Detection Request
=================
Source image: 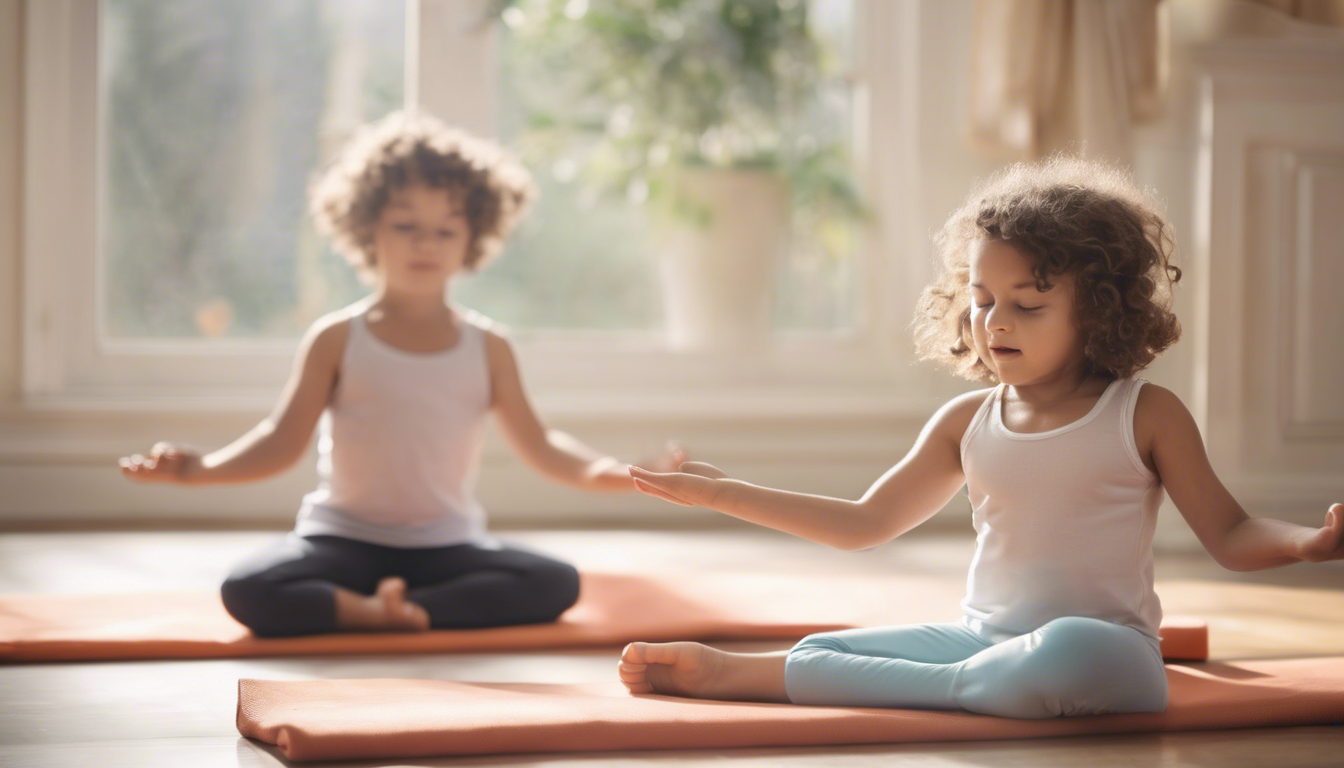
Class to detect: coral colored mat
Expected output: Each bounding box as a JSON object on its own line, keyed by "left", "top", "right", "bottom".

{"left": 0, "top": 572, "right": 848, "bottom": 663}
{"left": 0, "top": 571, "right": 1207, "bottom": 662}
{"left": 237, "top": 656, "right": 1344, "bottom": 762}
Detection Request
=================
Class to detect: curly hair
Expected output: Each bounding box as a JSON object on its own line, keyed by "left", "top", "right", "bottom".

{"left": 913, "top": 156, "right": 1181, "bottom": 383}
{"left": 310, "top": 110, "right": 535, "bottom": 278}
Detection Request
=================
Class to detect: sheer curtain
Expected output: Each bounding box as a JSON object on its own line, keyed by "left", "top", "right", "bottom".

{"left": 967, "top": 0, "right": 1344, "bottom": 164}
{"left": 965, "top": 0, "right": 1165, "bottom": 164}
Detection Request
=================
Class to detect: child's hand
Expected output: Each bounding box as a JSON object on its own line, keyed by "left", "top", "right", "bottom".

{"left": 119, "top": 442, "right": 202, "bottom": 484}
{"left": 1299, "top": 503, "right": 1344, "bottom": 562}
{"left": 629, "top": 461, "right": 729, "bottom": 508}
{"left": 634, "top": 441, "right": 689, "bottom": 474}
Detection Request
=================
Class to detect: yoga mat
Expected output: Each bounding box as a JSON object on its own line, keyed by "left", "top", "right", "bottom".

{"left": 237, "top": 656, "right": 1344, "bottom": 762}
{"left": 0, "top": 573, "right": 848, "bottom": 663}
{"left": 0, "top": 572, "right": 1208, "bottom": 663}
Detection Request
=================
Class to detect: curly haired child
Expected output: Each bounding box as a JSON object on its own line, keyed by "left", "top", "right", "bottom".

{"left": 618, "top": 157, "right": 1343, "bottom": 718}
{"left": 121, "top": 111, "right": 685, "bottom": 636}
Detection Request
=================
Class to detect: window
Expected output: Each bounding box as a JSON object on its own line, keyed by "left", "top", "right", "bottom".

{"left": 465, "top": 0, "right": 860, "bottom": 332}
{"left": 101, "top": 0, "right": 403, "bottom": 340}
{"left": 24, "top": 0, "right": 923, "bottom": 407}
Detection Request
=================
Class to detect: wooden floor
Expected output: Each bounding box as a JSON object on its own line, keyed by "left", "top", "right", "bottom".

{"left": 1, "top": 527, "right": 1341, "bottom": 767}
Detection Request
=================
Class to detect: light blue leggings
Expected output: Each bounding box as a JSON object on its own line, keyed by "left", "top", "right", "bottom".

{"left": 784, "top": 616, "right": 1168, "bottom": 719}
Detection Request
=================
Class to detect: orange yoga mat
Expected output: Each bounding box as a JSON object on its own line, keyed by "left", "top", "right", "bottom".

{"left": 0, "top": 572, "right": 1208, "bottom": 663}
{"left": 237, "top": 656, "right": 1344, "bottom": 762}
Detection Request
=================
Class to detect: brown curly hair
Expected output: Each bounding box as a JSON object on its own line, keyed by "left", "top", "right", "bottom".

{"left": 310, "top": 110, "right": 535, "bottom": 279}
{"left": 913, "top": 156, "right": 1181, "bottom": 382}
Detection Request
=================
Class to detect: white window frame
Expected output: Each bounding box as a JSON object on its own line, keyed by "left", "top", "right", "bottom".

{"left": 22, "top": 0, "right": 938, "bottom": 419}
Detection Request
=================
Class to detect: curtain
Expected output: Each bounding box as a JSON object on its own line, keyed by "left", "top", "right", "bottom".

{"left": 1249, "top": 0, "right": 1344, "bottom": 26}
{"left": 966, "top": 0, "right": 1164, "bottom": 164}
{"left": 967, "top": 0, "right": 1344, "bottom": 163}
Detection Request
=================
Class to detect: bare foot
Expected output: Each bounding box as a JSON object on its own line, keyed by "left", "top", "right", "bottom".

{"left": 376, "top": 577, "right": 431, "bottom": 631}
{"left": 618, "top": 642, "right": 791, "bottom": 703}
{"left": 619, "top": 641, "right": 725, "bottom": 697}
{"left": 334, "top": 577, "right": 431, "bottom": 632}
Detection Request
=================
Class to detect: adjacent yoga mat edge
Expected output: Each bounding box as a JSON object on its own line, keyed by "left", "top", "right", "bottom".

{"left": 237, "top": 656, "right": 1344, "bottom": 762}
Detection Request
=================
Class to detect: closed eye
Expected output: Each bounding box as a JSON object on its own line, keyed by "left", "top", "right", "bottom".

{"left": 973, "top": 302, "right": 1042, "bottom": 312}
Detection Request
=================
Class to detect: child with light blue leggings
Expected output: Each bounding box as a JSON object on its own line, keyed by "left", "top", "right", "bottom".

{"left": 618, "top": 158, "right": 1344, "bottom": 719}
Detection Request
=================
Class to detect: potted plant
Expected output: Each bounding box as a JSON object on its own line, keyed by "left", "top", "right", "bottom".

{"left": 490, "top": 0, "right": 864, "bottom": 350}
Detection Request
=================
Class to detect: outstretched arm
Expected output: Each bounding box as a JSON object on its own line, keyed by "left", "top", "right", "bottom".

{"left": 1141, "top": 384, "right": 1344, "bottom": 570}
{"left": 119, "top": 316, "right": 346, "bottom": 485}
{"left": 629, "top": 390, "right": 987, "bottom": 550}
{"left": 485, "top": 330, "right": 684, "bottom": 492}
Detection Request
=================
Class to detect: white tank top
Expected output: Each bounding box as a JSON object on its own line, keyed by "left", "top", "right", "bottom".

{"left": 294, "top": 305, "right": 492, "bottom": 547}
{"left": 959, "top": 377, "right": 1164, "bottom": 641}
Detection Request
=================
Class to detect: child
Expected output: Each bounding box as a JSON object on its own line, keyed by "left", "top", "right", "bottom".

{"left": 120, "top": 111, "right": 685, "bottom": 637}
{"left": 619, "top": 157, "right": 1343, "bottom": 719}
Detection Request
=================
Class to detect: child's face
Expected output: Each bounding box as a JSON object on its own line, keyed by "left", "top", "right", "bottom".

{"left": 968, "top": 239, "right": 1085, "bottom": 386}
{"left": 371, "top": 183, "right": 472, "bottom": 292}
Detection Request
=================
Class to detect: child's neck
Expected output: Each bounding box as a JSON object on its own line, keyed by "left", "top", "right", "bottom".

{"left": 372, "top": 285, "right": 452, "bottom": 320}
{"left": 1006, "top": 369, "right": 1110, "bottom": 409}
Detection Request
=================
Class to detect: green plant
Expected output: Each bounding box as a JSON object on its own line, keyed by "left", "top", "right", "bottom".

{"left": 489, "top": 0, "right": 864, "bottom": 225}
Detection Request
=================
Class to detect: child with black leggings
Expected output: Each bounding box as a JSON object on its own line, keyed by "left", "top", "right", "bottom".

{"left": 121, "top": 111, "right": 684, "bottom": 636}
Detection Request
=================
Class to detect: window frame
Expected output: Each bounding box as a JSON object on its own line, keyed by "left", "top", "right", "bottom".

{"left": 22, "top": 0, "right": 935, "bottom": 417}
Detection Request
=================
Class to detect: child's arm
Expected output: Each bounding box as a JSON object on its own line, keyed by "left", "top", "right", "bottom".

{"left": 628, "top": 390, "right": 988, "bottom": 550}
{"left": 1141, "top": 384, "right": 1344, "bottom": 570}
{"left": 119, "top": 316, "right": 346, "bottom": 484}
{"left": 484, "top": 330, "right": 682, "bottom": 492}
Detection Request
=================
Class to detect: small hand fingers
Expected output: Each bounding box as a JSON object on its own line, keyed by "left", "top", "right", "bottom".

{"left": 633, "top": 477, "right": 695, "bottom": 506}
{"left": 628, "top": 466, "right": 680, "bottom": 489}
{"left": 631, "top": 465, "right": 712, "bottom": 495}
{"left": 121, "top": 453, "right": 182, "bottom": 480}
{"left": 678, "top": 461, "right": 728, "bottom": 480}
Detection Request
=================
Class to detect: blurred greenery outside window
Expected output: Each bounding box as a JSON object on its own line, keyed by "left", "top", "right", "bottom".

{"left": 101, "top": 0, "right": 859, "bottom": 339}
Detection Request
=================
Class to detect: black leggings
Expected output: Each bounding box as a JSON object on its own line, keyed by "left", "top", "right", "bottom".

{"left": 220, "top": 534, "right": 580, "bottom": 637}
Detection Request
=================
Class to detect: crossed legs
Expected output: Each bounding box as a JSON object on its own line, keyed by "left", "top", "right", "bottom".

{"left": 220, "top": 534, "right": 580, "bottom": 637}
{"left": 621, "top": 617, "right": 1168, "bottom": 719}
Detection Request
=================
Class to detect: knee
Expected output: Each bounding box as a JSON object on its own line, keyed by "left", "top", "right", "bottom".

{"left": 219, "top": 574, "right": 279, "bottom": 631}
{"left": 790, "top": 632, "right": 852, "bottom": 658}
{"left": 782, "top": 633, "right": 856, "bottom": 705}
{"left": 1021, "top": 618, "right": 1166, "bottom": 715}
{"left": 525, "top": 560, "right": 580, "bottom": 619}
{"left": 784, "top": 632, "right": 857, "bottom": 691}
{"left": 1026, "top": 617, "right": 1136, "bottom": 675}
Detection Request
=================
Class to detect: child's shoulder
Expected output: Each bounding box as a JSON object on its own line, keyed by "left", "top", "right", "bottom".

{"left": 453, "top": 305, "right": 501, "bottom": 335}
{"left": 299, "top": 303, "right": 362, "bottom": 353}
{"left": 1133, "top": 381, "right": 1195, "bottom": 448}
{"left": 941, "top": 387, "right": 997, "bottom": 419}
{"left": 1134, "top": 381, "right": 1187, "bottom": 420}
{"left": 452, "top": 307, "right": 515, "bottom": 366}
{"left": 930, "top": 386, "right": 998, "bottom": 442}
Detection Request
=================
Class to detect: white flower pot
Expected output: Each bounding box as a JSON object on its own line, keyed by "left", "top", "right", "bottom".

{"left": 657, "top": 168, "right": 790, "bottom": 352}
